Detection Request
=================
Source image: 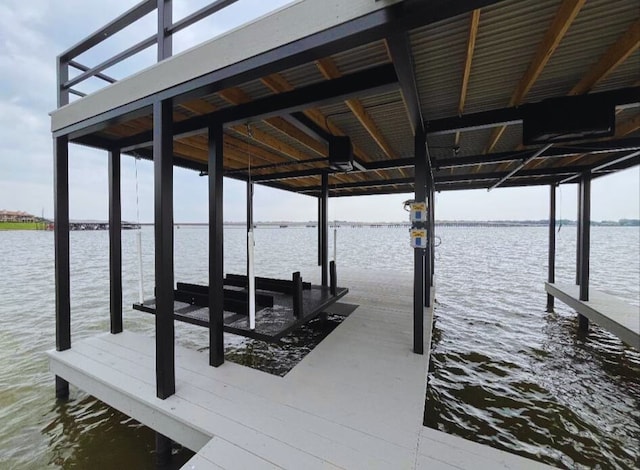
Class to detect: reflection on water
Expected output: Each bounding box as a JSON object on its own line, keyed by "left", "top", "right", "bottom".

{"left": 424, "top": 227, "right": 640, "bottom": 469}
{"left": 0, "top": 226, "right": 638, "bottom": 468}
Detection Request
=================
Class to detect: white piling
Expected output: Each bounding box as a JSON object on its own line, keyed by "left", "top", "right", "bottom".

{"left": 136, "top": 230, "right": 144, "bottom": 304}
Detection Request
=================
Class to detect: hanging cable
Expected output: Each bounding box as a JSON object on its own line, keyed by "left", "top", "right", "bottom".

{"left": 557, "top": 184, "right": 563, "bottom": 233}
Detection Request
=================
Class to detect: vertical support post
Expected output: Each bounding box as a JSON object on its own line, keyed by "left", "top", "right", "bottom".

{"left": 430, "top": 185, "right": 435, "bottom": 287}
{"left": 317, "top": 196, "right": 322, "bottom": 266}
{"left": 209, "top": 123, "right": 225, "bottom": 367}
{"left": 576, "top": 179, "right": 583, "bottom": 285}
{"left": 54, "top": 135, "right": 70, "bottom": 399}
{"left": 57, "top": 57, "right": 69, "bottom": 107}
{"left": 109, "top": 148, "right": 123, "bottom": 334}
{"left": 157, "top": 0, "right": 172, "bottom": 61}
{"left": 329, "top": 260, "right": 337, "bottom": 296}
{"left": 154, "top": 99, "right": 175, "bottom": 399}
{"left": 546, "top": 184, "right": 556, "bottom": 313}
{"left": 292, "top": 272, "right": 303, "bottom": 318}
{"left": 579, "top": 172, "right": 591, "bottom": 303}
{"left": 413, "top": 129, "right": 426, "bottom": 354}
{"left": 155, "top": 432, "right": 172, "bottom": 467}
{"left": 320, "top": 172, "right": 329, "bottom": 287}
{"left": 424, "top": 181, "right": 432, "bottom": 307}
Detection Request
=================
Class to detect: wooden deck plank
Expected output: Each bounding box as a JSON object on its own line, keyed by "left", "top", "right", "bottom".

{"left": 48, "top": 269, "right": 552, "bottom": 469}
{"left": 418, "top": 428, "right": 556, "bottom": 470}
{"left": 76, "top": 336, "right": 407, "bottom": 469}
{"left": 184, "top": 437, "right": 279, "bottom": 470}
{"left": 546, "top": 282, "right": 640, "bottom": 349}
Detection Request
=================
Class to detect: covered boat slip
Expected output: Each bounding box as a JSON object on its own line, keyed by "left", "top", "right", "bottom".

{"left": 49, "top": 269, "right": 552, "bottom": 469}
{"left": 49, "top": 0, "right": 639, "bottom": 467}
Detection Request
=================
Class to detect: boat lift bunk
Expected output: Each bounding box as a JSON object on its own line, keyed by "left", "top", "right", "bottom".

{"left": 133, "top": 261, "right": 348, "bottom": 342}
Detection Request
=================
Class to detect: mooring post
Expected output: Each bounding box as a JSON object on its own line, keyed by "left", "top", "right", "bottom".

{"left": 209, "top": 123, "right": 225, "bottom": 367}
{"left": 154, "top": 99, "right": 175, "bottom": 398}
{"left": 155, "top": 432, "right": 172, "bottom": 468}
{"left": 546, "top": 184, "right": 556, "bottom": 313}
{"left": 413, "top": 129, "right": 427, "bottom": 354}
{"left": 109, "top": 148, "right": 123, "bottom": 334}
{"left": 54, "top": 135, "right": 70, "bottom": 399}
{"left": 578, "top": 172, "right": 591, "bottom": 331}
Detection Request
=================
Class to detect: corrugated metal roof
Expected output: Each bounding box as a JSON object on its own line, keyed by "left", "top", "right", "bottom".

{"left": 330, "top": 40, "right": 390, "bottom": 75}
{"left": 410, "top": 13, "right": 469, "bottom": 120}
{"left": 528, "top": 0, "right": 640, "bottom": 101}
{"left": 463, "top": 0, "right": 561, "bottom": 114}
{"left": 88, "top": 0, "right": 639, "bottom": 196}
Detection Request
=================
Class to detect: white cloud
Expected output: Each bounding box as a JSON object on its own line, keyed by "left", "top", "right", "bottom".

{"left": 0, "top": 0, "right": 637, "bottom": 223}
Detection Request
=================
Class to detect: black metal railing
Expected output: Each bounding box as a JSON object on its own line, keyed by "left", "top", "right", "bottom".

{"left": 57, "top": 0, "right": 241, "bottom": 107}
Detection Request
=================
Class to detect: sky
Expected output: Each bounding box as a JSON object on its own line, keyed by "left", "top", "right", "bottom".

{"left": 0, "top": 0, "right": 638, "bottom": 223}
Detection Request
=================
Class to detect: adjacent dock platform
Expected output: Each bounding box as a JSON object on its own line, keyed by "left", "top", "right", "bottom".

{"left": 546, "top": 282, "right": 640, "bottom": 350}
{"left": 50, "top": 270, "right": 552, "bottom": 469}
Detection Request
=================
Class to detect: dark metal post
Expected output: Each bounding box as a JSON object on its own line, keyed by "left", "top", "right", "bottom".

{"left": 579, "top": 173, "right": 591, "bottom": 302}
{"left": 576, "top": 179, "right": 583, "bottom": 285}
{"left": 57, "top": 57, "right": 69, "bottom": 107}
{"left": 155, "top": 432, "right": 172, "bottom": 467}
{"left": 154, "top": 99, "right": 175, "bottom": 399}
{"left": 330, "top": 260, "right": 337, "bottom": 296}
{"left": 546, "top": 184, "right": 556, "bottom": 313}
{"left": 209, "top": 123, "right": 225, "bottom": 367}
{"left": 292, "top": 272, "right": 303, "bottom": 318}
{"left": 413, "top": 129, "right": 427, "bottom": 354}
{"left": 109, "top": 148, "right": 123, "bottom": 334}
{"left": 424, "top": 186, "right": 431, "bottom": 308}
{"left": 157, "top": 0, "right": 172, "bottom": 61}
{"left": 317, "top": 197, "right": 322, "bottom": 266}
{"left": 320, "top": 172, "right": 329, "bottom": 287}
{"left": 54, "top": 135, "right": 70, "bottom": 399}
{"left": 430, "top": 185, "right": 435, "bottom": 287}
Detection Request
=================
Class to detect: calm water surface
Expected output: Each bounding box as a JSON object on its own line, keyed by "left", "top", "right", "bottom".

{"left": 0, "top": 226, "right": 638, "bottom": 469}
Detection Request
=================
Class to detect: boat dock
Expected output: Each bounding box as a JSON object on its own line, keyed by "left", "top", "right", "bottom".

{"left": 46, "top": 0, "right": 638, "bottom": 467}
{"left": 50, "top": 269, "right": 551, "bottom": 469}
{"left": 546, "top": 282, "right": 640, "bottom": 350}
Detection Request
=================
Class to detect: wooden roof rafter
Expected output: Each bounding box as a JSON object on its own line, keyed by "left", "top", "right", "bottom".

{"left": 259, "top": 71, "right": 386, "bottom": 181}
{"left": 569, "top": 18, "right": 640, "bottom": 96}
{"left": 483, "top": 0, "right": 586, "bottom": 159}
{"left": 527, "top": 18, "right": 640, "bottom": 170}
{"left": 456, "top": 9, "right": 481, "bottom": 150}
{"left": 315, "top": 57, "right": 407, "bottom": 178}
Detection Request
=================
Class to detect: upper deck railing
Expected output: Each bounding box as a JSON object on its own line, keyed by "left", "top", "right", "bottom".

{"left": 57, "top": 0, "right": 241, "bottom": 107}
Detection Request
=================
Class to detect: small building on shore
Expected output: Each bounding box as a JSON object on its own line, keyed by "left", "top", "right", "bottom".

{"left": 0, "top": 210, "right": 37, "bottom": 223}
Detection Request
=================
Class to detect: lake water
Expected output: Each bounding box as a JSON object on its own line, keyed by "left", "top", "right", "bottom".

{"left": 0, "top": 226, "right": 638, "bottom": 469}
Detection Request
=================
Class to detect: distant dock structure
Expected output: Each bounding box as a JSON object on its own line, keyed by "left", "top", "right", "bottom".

{"left": 47, "top": 0, "right": 638, "bottom": 468}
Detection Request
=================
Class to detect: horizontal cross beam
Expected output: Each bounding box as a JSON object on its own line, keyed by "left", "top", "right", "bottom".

{"left": 117, "top": 64, "right": 398, "bottom": 151}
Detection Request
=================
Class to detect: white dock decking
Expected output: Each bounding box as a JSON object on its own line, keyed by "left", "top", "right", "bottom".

{"left": 49, "top": 270, "right": 552, "bottom": 469}
{"left": 546, "top": 282, "right": 640, "bottom": 350}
